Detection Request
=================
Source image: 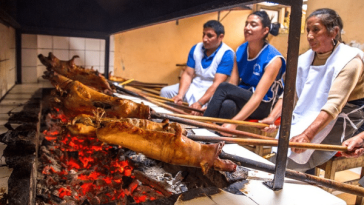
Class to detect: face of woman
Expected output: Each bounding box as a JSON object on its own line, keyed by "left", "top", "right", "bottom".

{"left": 306, "top": 16, "right": 336, "bottom": 53}
{"left": 244, "top": 15, "right": 268, "bottom": 42}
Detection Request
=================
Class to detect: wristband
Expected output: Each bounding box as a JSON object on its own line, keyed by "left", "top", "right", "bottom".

{"left": 197, "top": 101, "right": 204, "bottom": 106}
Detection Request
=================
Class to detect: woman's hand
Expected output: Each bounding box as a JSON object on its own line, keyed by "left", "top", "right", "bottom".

{"left": 220, "top": 123, "right": 238, "bottom": 136}
{"left": 172, "top": 95, "right": 184, "bottom": 105}
{"left": 259, "top": 117, "right": 278, "bottom": 133}
{"left": 190, "top": 104, "right": 205, "bottom": 116}
{"left": 341, "top": 136, "right": 364, "bottom": 158}
{"left": 290, "top": 133, "right": 311, "bottom": 153}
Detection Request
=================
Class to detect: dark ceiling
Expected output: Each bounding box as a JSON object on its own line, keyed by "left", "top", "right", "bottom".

{"left": 0, "top": 0, "right": 296, "bottom": 39}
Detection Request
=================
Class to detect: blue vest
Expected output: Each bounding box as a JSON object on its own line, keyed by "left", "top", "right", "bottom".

{"left": 236, "top": 42, "right": 286, "bottom": 102}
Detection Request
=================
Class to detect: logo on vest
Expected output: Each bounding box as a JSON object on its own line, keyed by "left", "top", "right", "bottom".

{"left": 253, "top": 64, "right": 261, "bottom": 76}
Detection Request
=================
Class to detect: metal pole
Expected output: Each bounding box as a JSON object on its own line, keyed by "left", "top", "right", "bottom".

{"left": 104, "top": 36, "right": 110, "bottom": 79}
{"left": 16, "top": 30, "right": 22, "bottom": 84}
{"left": 220, "top": 152, "right": 364, "bottom": 197}
{"left": 264, "top": 0, "right": 302, "bottom": 190}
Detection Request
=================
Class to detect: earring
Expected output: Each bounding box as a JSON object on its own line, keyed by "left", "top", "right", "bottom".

{"left": 332, "top": 39, "right": 336, "bottom": 46}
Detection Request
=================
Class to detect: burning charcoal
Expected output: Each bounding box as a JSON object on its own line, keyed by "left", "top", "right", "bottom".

{"left": 80, "top": 199, "right": 91, "bottom": 205}
{"left": 50, "top": 194, "right": 65, "bottom": 204}
{"left": 121, "top": 176, "right": 133, "bottom": 189}
{"left": 45, "top": 176, "right": 58, "bottom": 186}
{"left": 91, "top": 196, "right": 101, "bottom": 204}
{"left": 219, "top": 166, "right": 249, "bottom": 183}
{"left": 40, "top": 146, "right": 51, "bottom": 155}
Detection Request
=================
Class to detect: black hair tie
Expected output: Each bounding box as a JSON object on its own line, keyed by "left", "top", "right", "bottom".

{"left": 270, "top": 23, "right": 280, "bottom": 36}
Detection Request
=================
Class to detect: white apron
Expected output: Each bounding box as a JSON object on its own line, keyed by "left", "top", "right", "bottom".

{"left": 185, "top": 42, "right": 233, "bottom": 106}
{"left": 272, "top": 43, "right": 364, "bottom": 164}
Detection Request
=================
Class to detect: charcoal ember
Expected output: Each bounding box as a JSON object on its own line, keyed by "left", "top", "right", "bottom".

{"left": 0, "top": 123, "right": 37, "bottom": 149}
{"left": 42, "top": 165, "right": 61, "bottom": 175}
{"left": 8, "top": 167, "right": 32, "bottom": 205}
{"left": 220, "top": 165, "right": 249, "bottom": 183}
{"left": 41, "top": 152, "right": 59, "bottom": 166}
{"left": 90, "top": 196, "right": 101, "bottom": 204}
{"left": 223, "top": 180, "right": 249, "bottom": 195}
{"left": 3, "top": 145, "right": 35, "bottom": 168}
{"left": 8, "top": 110, "right": 40, "bottom": 124}
{"left": 126, "top": 152, "right": 156, "bottom": 167}
{"left": 80, "top": 199, "right": 91, "bottom": 205}
{"left": 45, "top": 176, "right": 58, "bottom": 186}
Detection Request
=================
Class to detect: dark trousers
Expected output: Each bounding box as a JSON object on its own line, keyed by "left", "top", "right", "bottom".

{"left": 204, "top": 82, "right": 272, "bottom": 119}
{"left": 349, "top": 98, "right": 364, "bottom": 135}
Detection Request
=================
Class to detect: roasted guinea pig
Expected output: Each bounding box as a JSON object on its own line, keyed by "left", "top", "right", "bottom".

{"left": 38, "top": 52, "right": 112, "bottom": 93}
{"left": 67, "top": 114, "right": 183, "bottom": 136}
{"left": 48, "top": 74, "right": 150, "bottom": 119}
{"left": 96, "top": 120, "right": 237, "bottom": 174}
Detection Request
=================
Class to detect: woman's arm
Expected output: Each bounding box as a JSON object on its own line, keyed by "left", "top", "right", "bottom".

{"left": 228, "top": 61, "right": 239, "bottom": 86}
{"left": 290, "top": 110, "right": 334, "bottom": 153}
{"left": 221, "top": 57, "right": 283, "bottom": 133}
{"left": 232, "top": 57, "right": 282, "bottom": 121}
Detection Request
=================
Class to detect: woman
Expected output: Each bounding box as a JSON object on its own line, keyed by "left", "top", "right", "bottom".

{"left": 269, "top": 8, "right": 364, "bottom": 172}
{"left": 203, "top": 11, "right": 286, "bottom": 133}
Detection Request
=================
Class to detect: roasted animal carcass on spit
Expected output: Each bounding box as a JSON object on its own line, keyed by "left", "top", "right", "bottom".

{"left": 47, "top": 73, "right": 150, "bottom": 119}
{"left": 38, "top": 52, "right": 112, "bottom": 94}
{"left": 67, "top": 113, "right": 183, "bottom": 137}
{"left": 96, "top": 120, "right": 237, "bottom": 174}
{"left": 66, "top": 114, "right": 236, "bottom": 174}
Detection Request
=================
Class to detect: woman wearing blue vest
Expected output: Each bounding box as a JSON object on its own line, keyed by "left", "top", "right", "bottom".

{"left": 204, "top": 10, "right": 286, "bottom": 134}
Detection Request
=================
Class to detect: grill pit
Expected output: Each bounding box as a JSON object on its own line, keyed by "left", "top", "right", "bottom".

{"left": 0, "top": 88, "right": 249, "bottom": 205}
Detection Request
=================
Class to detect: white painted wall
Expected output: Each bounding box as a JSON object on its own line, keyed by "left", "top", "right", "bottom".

{"left": 21, "top": 34, "right": 115, "bottom": 83}
{"left": 0, "top": 23, "right": 16, "bottom": 98}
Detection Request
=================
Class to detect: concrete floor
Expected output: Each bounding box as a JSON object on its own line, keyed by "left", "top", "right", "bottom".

{"left": 0, "top": 80, "right": 361, "bottom": 204}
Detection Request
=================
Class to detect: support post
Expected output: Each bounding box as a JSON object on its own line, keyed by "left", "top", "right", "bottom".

{"left": 104, "top": 36, "right": 110, "bottom": 79}
{"left": 264, "top": 0, "right": 302, "bottom": 190}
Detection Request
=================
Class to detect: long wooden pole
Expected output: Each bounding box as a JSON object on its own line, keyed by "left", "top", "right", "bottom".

{"left": 144, "top": 96, "right": 190, "bottom": 115}
{"left": 188, "top": 135, "right": 348, "bottom": 152}
{"left": 152, "top": 112, "right": 273, "bottom": 140}
{"left": 126, "top": 86, "right": 190, "bottom": 106}
{"left": 168, "top": 113, "right": 268, "bottom": 128}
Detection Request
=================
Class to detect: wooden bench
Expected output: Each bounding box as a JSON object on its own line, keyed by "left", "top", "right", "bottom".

{"left": 315, "top": 155, "right": 364, "bottom": 205}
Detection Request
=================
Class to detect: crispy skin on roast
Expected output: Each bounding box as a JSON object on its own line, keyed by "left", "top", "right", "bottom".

{"left": 67, "top": 114, "right": 181, "bottom": 136}
{"left": 96, "top": 121, "right": 237, "bottom": 174}
{"left": 38, "top": 52, "right": 112, "bottom": 93}
{"left": 48, "top": 74, "right": 150, "bottom": 119}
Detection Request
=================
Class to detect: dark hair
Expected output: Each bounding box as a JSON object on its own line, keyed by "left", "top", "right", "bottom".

{"left": 307, "top": 8, "right": 343, "bottom": 42}
{"left": 203, "top": 20, "right": 225, "bottom": 36}
{"left": 249, "top": 10, "right": 280, "bottom": 39}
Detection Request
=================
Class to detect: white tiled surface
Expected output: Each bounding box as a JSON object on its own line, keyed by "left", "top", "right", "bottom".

{"left": 21, "top": 34, "right": 37, "bottom": 48}
{"left": 53, "top": 36, "right": 69, "bottom": 49}
{"left": 21, "top": 66, "right": 38, "bottom": 83}
{"left": 52, "top": 49, "right": 70, "bottom": 61}
{"left": 86, "top": 38, "right": 100, "bottom": 50}
{"left": 21, "top": 48, "right": 38, "bottom": 66}
{"left": 37, "top": 35, "right": 52, "bottom": 49}
{"left": 21, "top": 34, "right": 115, "bottom": 82}
{"left": 69, "top": 50, "right": 85, "bottom": 66}
{"left": 69, "top": 37, "right": 86, "bottom": 50}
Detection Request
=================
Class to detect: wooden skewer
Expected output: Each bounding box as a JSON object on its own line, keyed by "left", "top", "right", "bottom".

{"left": 127, "top": 86, "right": 190, "bottom": 106}
{"left": 168, "top": 113, "right": 268, "bottom": 128}
{"left": 188, "top": 135, "right": 348, "bottom": 152}
{"left": 120, "top": 78, "right": 135, "bottom": 86}
{"left": 142, "top": 95, "right": 190, "bottom": 115}
{"left": 152, "top": 112, "right": 273, "bottom": 140}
